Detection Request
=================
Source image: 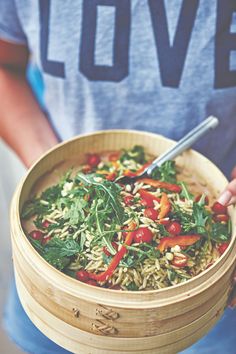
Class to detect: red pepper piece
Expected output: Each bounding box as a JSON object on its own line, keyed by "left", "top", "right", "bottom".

{"left": 144, "top": 208, "right": 158, "bottom": 220}
{"left": 138, "top": 178, "right": 182, "bottom": 193}
{"left": 158, "top": 192, "right": 171, "bottom": 219}
{"left": 88, "top": 222, "right": 136, "bottom": 282}
{"left": 139, "top": 189, "right": 160, "bottom": 208}
{"left": 157, "top": 235, "right": 201, "bottom": 252}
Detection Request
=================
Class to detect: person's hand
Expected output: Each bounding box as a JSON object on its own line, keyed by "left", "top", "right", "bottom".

{"left": 218, "top": 166, "right": 236, "bottom": 206}
{"left": 217, "top": 166, "right": 236, "bottom": 309}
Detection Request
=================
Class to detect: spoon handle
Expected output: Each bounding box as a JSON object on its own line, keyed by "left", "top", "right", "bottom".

{"left": 146, "top": 116, "right": 219, "bottom": 176}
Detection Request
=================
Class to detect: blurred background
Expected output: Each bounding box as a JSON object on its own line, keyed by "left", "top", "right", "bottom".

{"left": 0, "top": 64, "right": 43, "bottom": 353}
{"left": 0, "top": 139, "right": 25, "bottom": 353}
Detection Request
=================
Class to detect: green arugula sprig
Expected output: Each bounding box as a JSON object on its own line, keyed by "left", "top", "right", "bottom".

{"left": 31, "top": 237, "right": 81, "bottom": 270}
{"left": 120, "top": 145, "right": 146, "bottom": 165}
{"left": 151, "top": 160, "right": 177, "bottom": 183}
{"left": 76, "top": 173, "right": 124, "bottom": 225}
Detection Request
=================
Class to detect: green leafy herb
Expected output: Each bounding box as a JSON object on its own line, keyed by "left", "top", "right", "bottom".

{"left": 211, "top": 222, "right": 231, "bottom": 242}
{"left": 21, "top": 199, "right": 51, "bottom": 219}
{"left": 40, "top": 185, "right": 62, "bottom": 203}
{"left": 120, "top": 145, "right": 146, "bottom": 164}
{"left": 31, "top": 237, "right": 81, "bottom": 270}
{"left": 76, "top": 173, "right": 124, "bottom": 225}
{"left": 179, "top": 182, "right": 194, "bottom": 201}
{"left": 151, "top": 160, "right": 177, "bottom": 183}
{"left": 171, "top": 202, "right": 210, "bottom": 235}
{"left": 126, "top": 282, "right": 139, "bottom": 291}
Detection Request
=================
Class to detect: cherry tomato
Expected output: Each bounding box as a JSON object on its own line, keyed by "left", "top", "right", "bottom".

{"left": 211, "top": 202, "right": 227, "bottom": 215}
{"left": 195, "top": 194, "right": 209, "bottom": 205}
{"left": 213, "top": 214, "right": 229, "bottom": 222}
{"left": 217, "top": 242, "right": 229, "bottom": 255}
{"left": 87, "top": 153, "right": 101, "bottom": 167}
{"left": 166, "top": 221, "right": 182, "bottom": 235}
{"left": 144, "top": 208, "right": 158, "bottom": 220}
{"left": 133, "top": 227, "right": 153, "bottom": 243}
{"left": 109, "top": 151, "right": 120, "bottom": 161}
{"left": 171, "top": 254, "right": 188, "bottom": 267}
{"left": 76, "top": 270, "right": 90, "bottom": 282}
{"left": 42, "top": 220, "right": 51, "bottom": 228}
{"left": 103, "top": 242, "right": 119, "bottom": 256}
{"left": 41, "top": 235, "right": 52, "bottom": 245}
{"left": 29, "top": 230, "right": 44, "bottom": 240}
{"left": 124, "top": 195, "right": 134, "bottom": 206}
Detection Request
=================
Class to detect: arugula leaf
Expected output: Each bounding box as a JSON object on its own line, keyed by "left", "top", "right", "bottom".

{"left": 192, "top": 203, "right": 211, "bottom": 235}
{"left": 171, "top": 202, "right": 210, "bottom": 235}
{"left": 120, "top": 145, "right": 146, "bottom": 164}
{"left": 21, "top": 199, "right": 50, "bottom": 219}
{"left": 44, "top": 237, "right": 81, "bottom": 258}
{"left": 151, "top": 160, "right": 177, "bottom": 183}
{"left": 76, "top": 173, "right": 124, "bottom": 225}
{"left": 41, "top": 185, "right": 62, "bottom": 203}
{"left": 30, "top": 237, "right": 81, "bottom": 270}
{"left": 179, "top": 182, "right": 194, "bottom": 201}
{"left": 64, "top": 198, "right": 87, "bottom": 225}
{"left": 211, "top": 223, "right": 231, "bottom": 242}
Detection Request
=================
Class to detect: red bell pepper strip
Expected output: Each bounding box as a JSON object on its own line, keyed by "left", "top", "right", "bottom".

{"left": 158, "top": 192, "right": 171, "bottom": 219}
{"left": 139, "top": 189, "right": 160, "bottom": 207}
{"left": 138, "top": 178, "right": 182, "bottom": 193}
{"left": 88, "top": 222, "right": 136, "bottom": 282}
{"left": 157, "top": 235, "right": 201, "bottom": 252}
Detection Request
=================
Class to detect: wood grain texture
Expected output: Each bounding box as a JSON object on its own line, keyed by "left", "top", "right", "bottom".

{"left": 10, "top": 131, "right": 236, "bottom": 354}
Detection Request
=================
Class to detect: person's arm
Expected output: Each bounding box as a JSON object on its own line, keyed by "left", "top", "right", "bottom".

{"left": 0, "top": 39, "right": 58, "bottom": 168}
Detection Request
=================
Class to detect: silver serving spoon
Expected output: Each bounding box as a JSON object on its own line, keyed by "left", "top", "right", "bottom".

{"left": 118, "top": 116, "right": 219, "bottom": 184}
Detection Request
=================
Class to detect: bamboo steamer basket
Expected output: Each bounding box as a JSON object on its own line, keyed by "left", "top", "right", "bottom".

{"left": 10, "top": 130, "right": 236, "bottom": 354}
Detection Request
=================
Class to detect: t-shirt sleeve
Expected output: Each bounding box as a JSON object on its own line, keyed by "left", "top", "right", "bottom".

{"left": 0, "top": 0, "right": 27, "bottom": 44}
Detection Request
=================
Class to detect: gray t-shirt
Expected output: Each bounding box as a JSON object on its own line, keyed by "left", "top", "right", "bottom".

{"left": 0, "top": 0, "right": 236, "bottom": 176}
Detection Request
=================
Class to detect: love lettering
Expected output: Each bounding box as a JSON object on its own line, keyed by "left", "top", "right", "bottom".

{"left": 39, "top": 0, "right": 236, "bottom": 89}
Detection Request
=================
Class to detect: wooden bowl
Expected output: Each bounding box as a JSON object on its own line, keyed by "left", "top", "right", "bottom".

{"left": 10, "top": 130, "right": 236, "bottom": 354}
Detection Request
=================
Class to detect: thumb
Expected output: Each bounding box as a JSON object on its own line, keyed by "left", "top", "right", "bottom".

{"left": 231, "top": 166, "right": 236, "bottom": 179}
{"left": 218, "top": 178, "right": 236, "bottom": 206}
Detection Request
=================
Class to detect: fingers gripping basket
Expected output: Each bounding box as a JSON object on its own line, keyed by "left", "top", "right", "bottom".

{"left": 10, "top": 130, "right": 236, "bottom": 354}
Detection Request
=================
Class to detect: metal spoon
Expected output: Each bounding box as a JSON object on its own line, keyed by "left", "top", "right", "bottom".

{"left": 117, "top": 116, "right": 219, "bottom": 184}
